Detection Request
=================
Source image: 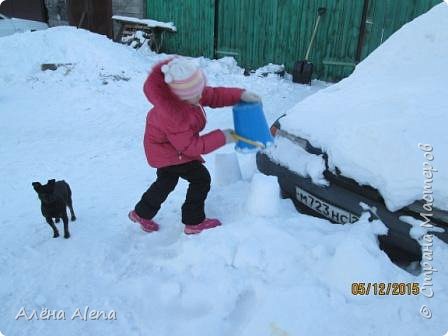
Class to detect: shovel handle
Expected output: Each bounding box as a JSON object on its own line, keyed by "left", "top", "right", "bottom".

{"left": 230, "top": 131, "right": 266, "bottom": 149}
{"left": 305, "top": 7, "right": 327, "bottom": 60}
{"left": 318, "top": 7, "right": 327, "bottom": 16}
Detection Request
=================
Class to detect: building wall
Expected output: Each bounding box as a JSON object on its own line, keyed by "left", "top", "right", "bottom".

{"left": 0, "top": 0, "right": 48, "bottom": 22}
{"left": 112, "top": 0, "right": 146, "bottom": 37}
{"left": 113, "top": 0, "right": 145, "bottom": 19}
{"left": 44, "top": 0, "right": 145, "bottom": 30}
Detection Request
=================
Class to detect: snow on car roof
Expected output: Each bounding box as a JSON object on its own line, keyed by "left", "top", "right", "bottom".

{"left": 281, "top": 3, "right": 448, "bottom": 212}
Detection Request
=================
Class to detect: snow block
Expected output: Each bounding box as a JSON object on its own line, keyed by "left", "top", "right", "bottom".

{"left": 246, "top": 173, "right": 279, "bottom": 217}
{"left": 214, "top": 152, "right": 242, "bottom": 186}
{"left": 232, "top": 102, "right": 273, "bottom": 152}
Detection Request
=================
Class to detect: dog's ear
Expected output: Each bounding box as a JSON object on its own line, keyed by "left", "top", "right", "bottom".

{"left": 32, "top": 182, "right": 42, "bottom": 192}
{"left": 47, "top": 179, "right": 56, "bottom": 185}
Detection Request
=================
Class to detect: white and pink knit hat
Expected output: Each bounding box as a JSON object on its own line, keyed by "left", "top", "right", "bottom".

{"left": 161, "top": 58, "right": 206, "bottom": 101}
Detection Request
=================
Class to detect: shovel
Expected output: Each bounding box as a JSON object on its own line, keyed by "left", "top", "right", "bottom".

{"left": 293, "top": 7, "right": 327, "bottom": 85}
{"left": 230, "top": 131, "right": 266, "bottom": 149}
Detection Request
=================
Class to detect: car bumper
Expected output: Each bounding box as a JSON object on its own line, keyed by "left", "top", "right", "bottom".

{"left": 256, "top": 151, "right": 428, "bottom": 258}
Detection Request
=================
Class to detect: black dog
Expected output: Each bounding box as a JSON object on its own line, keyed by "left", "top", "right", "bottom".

{"left": 32, "top": 179, "right": 76, "bottom": 238}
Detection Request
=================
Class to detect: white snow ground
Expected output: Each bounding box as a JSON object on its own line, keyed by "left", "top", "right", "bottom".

{"left": 0, "top": 25, "right": 447, "bottom": 336}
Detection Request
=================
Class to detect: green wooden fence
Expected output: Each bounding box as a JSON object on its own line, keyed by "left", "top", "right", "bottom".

{"left": 360, "top": 0, "right": 441, "bottom": 60}
{"left": 147, "top": 0, "right": 215, "bottom": 58}
{"left": 147, "top": 0, "right": 441, "bottom": 82}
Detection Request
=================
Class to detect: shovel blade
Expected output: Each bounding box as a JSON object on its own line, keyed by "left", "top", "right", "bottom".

{"left": 292, "top": 60, "right": 314, "bottom": 85}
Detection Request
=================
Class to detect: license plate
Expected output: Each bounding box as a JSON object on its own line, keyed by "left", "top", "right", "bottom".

{"left": 295, "top": 186, "right": 359, "bottom": 224}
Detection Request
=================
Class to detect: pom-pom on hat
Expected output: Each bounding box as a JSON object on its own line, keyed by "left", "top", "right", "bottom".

{"left": 161, "top": 58, "right": 206, "bottom": 101}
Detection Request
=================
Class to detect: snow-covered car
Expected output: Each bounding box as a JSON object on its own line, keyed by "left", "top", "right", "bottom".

{"left": 0, "top": 13, "right": 48, "bottom": 38}
{"left": 257, "top": 3, "right": 448, "bottom": 260}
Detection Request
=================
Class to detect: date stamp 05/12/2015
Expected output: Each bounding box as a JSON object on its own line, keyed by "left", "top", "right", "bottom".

{"left": 351, "top": 282, "right": 420, "bottom": 296}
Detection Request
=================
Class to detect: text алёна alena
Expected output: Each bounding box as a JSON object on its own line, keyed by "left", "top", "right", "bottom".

{"left": 15, "top": 306, "right": 117, "bottom": 321}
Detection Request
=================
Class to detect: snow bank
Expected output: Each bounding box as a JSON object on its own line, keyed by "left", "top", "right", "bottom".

{"left": 0, "top": 26, "right": 156, "bottom": 84}
{"left": 281, "top": 3, "right": 448, "bottom": 211}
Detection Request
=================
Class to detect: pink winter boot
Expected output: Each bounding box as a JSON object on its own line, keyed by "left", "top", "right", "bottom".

{"left": 128, "top": 210, "right": 159, "bottom": 232}
{"left": 184, "top": 218, "right": 222, "bottom": 235}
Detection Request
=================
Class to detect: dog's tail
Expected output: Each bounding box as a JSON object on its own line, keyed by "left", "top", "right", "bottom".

{"left": 62, "top": 180, "right": 72, "bottom": 200}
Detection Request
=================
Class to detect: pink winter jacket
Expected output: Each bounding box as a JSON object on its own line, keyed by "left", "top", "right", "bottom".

{"left": 143, "top": 60, "right": 244, "bottom": 168}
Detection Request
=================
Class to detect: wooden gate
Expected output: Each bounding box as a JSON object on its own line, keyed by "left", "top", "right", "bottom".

{"left": 215, "top": 0, "right": 366, "bottom": 81}
{"left": 67, "top": 0, "right": 113, "bottom": 38}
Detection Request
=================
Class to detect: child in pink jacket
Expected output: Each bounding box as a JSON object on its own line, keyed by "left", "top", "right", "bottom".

{"left": 129, "top": 57, "right": 261, "bottom": 234}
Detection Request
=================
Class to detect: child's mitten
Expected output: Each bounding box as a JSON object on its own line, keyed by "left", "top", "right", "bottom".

{"left": 241, "top": 90, "right": 262, "bottom": 103}
{"left": 222, "top": 129, "right": 237, "bottom": 144}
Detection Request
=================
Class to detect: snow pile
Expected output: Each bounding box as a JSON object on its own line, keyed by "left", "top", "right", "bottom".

{"left": 265, "top": 136, "right": 328, "bottom": 185}
{"left": 0, "top": 26, "right": 158, "bottom": 85}
{"left": 280, "top": 3, "right": 448, "bottom": 211}
{"left": 214, "top": 153, "right": 242, "bottom": 186}
{"left": 199, "top": 56, "right": 245, "bottom": 77}
{"left": 1, "top": 25, "right": 448, "bottom": 336}
{"left": 253, "top": 63, "right": 285, "bottom": 77}
{"left": 246, "top": 173, "right": 279, "bottom": 217}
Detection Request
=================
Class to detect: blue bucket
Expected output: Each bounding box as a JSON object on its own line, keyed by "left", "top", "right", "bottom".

{"left": 232, "top": 102, "right": 273, "bottom": 152}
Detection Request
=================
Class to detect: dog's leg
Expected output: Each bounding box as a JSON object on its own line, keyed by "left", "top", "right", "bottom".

{"left": 62, "top": 211, "right": 70, "bottom": 239}
{"left": 46, "top": 217, "right": 59, "bottom": 238}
